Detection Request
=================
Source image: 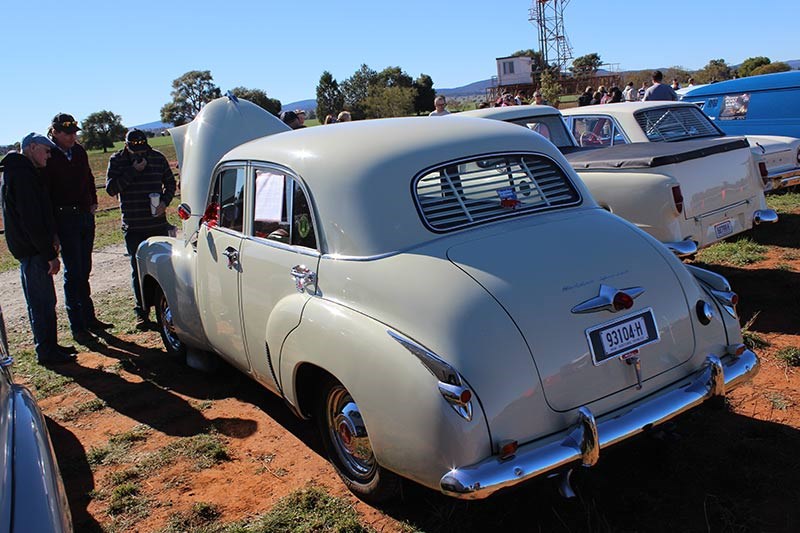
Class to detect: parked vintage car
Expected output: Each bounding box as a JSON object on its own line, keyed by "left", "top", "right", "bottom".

{"left": 680, "top": 71, "right": 800, "bottom": 138}
{"left": 461, "top": 105, "right": 777, "bottom": 254}
{"left": 561, "top": 100, "right": 800, "bottom": 192}
{"left": 137, "top": 96, "right": 759, "bottom": 501}
{"left": 0, "top": 304, "right": 73, "bottom": 532}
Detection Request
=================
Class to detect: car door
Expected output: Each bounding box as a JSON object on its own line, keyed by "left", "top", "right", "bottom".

{"left": 239, "top": 166, "right": 320, "bottom": 392}
{"left": 195, "top": 164, "right": 251, "bottom": 372}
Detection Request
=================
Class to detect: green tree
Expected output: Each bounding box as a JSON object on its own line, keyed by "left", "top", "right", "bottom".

{"left": 513, "top": 49, "right": 548, "bottom": 74}
{"left": 569, "top": 53, "right": 602, "bottom": 76}
{"left": 363, "top": 85, "right": 416, "bottom": 119}
{"left": 80, "top": 110, "right": 126, "bottom": 153}
{"left": 413, "top": 74, "right": 436, "bottom": 115}
{"left": 160, "top": 70, "right": 222, "bottom": 126}
{"left": 375, "top": 66, "right": 413, "bottom": 88}
{"left": 341, "top": 64, "right": 378, "bottom": 120}
{"left": 538, "top": 70, "right": 561, "bottom": 107}
{"left": 316, "top": 71, "right": 344, "bottom": 122}
{"left": 664, "top": 66, "right": 692, "bottom": 86}
{"left": 751, "top": 62, "right": 790, "bottom": 76}
{"left": 695, "top": 59, "right": 732, "bottom": 84}
{"left": 737, "top": 56, "right": 771, "bottom": 77}
{"left": 229, "top": 87, "right": 281, "bottom": 116}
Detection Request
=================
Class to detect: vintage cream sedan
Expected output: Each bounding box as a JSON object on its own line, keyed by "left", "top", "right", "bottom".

{"left": 561, "top": 101, "right": 800, "bottom": 192}
{"left": 136, "top": 96, "right": 758, "bottom": 502}
{"left": 461, "top": 105, "right": 777, "bottom": 255}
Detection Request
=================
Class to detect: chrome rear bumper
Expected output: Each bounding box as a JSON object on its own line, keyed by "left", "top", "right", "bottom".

{"left": 753, "top": 209, "right": 778, "bottom": 224}
{"left": 766, "top": 168, "right": 800, "bottom": 191}
{"left": 440, "top": 350, "right": 759, "bottom": 499}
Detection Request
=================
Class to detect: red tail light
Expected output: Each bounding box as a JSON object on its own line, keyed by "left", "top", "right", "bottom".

{"left": 758, "top": 161, "right": 768, "bottom": 178}
{"left": 671, "top": 185, "right": 684, "bottom": 215}
{"left": 613, "top": 291, "right": 634, "bottom": 311}
{"left": 499, "top": 440, "right": 518, "bottom": 460}
{"left": 177, "top": 204, "right": 191, "bottom": 220}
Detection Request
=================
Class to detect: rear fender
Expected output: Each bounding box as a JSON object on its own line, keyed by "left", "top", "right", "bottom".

{"left": 136, "top": 237, "right": 210, "bottom": 351}
{"left": 279, "top": 298, "right": 490, "bottom": 492}
{"left": 577, "top": 171, "right": 682, "bottom": 242}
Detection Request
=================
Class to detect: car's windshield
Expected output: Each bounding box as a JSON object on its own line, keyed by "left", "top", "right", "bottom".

{"left": 634, "top": 106, "right": 723, "bottom": 142}
{"left": 506, "top": 115, "right": 576, "bottom": 149}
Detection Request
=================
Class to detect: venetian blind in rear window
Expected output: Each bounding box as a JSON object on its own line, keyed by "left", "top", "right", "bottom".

{"left": 414, "top": 154, "right": 581, "bottom": 232}
{"left": 634, "top": 106, "right": 722, "bottom": 142}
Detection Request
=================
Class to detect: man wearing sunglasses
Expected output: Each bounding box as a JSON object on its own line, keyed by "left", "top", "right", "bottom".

{"left": 106, "top": 129, "right": 176, "bottom": 329}
{"left": 43, "top": 113, "right": 113, "bottom": 346}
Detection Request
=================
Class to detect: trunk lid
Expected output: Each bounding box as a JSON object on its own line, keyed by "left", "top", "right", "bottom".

{"left": 446, "top": 210, "right": 696, "bottom": 412}
{"left": 565, "top": 138, "right": 759, "bottom": 220}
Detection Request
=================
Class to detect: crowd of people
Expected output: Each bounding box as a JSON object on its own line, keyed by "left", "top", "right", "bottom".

{"left": 1, "top": 115, "right": 175, "bottom": 365}
{"left": 578, "top": 70, "right": 694, "bottom": 106}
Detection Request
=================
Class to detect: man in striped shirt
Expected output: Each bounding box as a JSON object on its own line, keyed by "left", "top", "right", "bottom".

{"left": 106, "top": 129, "right": 176, "bottom": 329}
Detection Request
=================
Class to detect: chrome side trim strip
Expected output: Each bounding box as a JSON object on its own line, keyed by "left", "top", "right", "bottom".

{"left": 692, "top": 198, "right": 750, "bottom": 221}
{"left": 440, "top": 350, "right": 758, "bottom": 499}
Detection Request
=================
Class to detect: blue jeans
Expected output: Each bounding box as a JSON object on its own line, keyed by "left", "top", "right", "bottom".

{"left": 124, "top": 227, "right": 169, "bottom": 318}
{"left": 19, "top": 255, "right": 59, "bottom": 359}
{"left": 56, "top": 211, "right": 96, "bottom": 333}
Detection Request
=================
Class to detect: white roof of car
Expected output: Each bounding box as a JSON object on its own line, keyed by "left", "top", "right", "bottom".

{"left": 560, "top": 100, "right": 701, "bottom": 118}
{"left": 224, "top": 116, "right": 588, "bottom": 256}
{"left": 459, "top": 105, "right": 562, "bottom": 121}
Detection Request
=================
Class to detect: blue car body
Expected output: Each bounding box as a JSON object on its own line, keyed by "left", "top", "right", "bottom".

{"left": 682, "top": 71, "right": 800, "bottom": 138}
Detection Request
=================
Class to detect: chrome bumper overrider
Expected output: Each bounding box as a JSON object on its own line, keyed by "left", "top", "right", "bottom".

{"left": 753, "top": 209, "right": 778, "bottom": 225}
{"left": 440, "top": 350, "right": 759, "bottom": 499}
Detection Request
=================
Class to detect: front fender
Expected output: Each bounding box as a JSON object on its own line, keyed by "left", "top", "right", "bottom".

{"left": 279, "top": 298, "right": 491, "bottom": 492}
{"left": 136, "top": 237, "right": 210, "bottom": 351}
{"left": 8, "top": 384, "right": 72, "bottom": 533}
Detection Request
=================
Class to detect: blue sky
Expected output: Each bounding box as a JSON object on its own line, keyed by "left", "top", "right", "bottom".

{"left": 1, "top": 0, "right": 797, "bottom": 144}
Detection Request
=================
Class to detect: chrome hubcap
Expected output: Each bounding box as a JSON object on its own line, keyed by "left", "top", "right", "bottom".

{"left": 160, "top": 295, "right": 182, "bottom": 352}
{"left": 326, "top": 386, "right": 376, "bottom": 480}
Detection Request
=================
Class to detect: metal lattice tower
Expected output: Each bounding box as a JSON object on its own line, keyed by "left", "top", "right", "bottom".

{"left": 528, "top": 0, "right": 573, "bottom": 74}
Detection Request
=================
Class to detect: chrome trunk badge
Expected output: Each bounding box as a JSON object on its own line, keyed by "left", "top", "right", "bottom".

{"left": 571, "top": 284, "right": 645, "bottom": 314}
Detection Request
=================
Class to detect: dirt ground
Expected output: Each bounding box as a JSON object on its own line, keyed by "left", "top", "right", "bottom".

{"left": 4, "top": 210, "right": 799, "bottom": 532}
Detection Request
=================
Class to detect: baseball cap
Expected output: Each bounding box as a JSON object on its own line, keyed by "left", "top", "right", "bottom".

{"left": 52, "top": 113, "right": 81, "bottom": 133}
{"left": 125, "top": 129, "right": 150, "bottom": 151}
{"left": 280, "top": 111, "right": 299, "bottom": 124}
{"left": 21, "top": 132, "right": 57, "bottom": 150}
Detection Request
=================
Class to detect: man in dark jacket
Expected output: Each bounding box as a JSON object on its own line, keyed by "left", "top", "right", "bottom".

{"left": 43, "top": 113, "right": 112, "bottom": 345}
{"left": 1, "top": 133, "right": 76, "bottom": 364}
{"left": 106, "top": 129, "right": 176, "bottom": 328}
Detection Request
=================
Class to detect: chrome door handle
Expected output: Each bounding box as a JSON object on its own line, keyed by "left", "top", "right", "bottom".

{"left": 222, "top": 246, "right": 239, "bottom": 270}
{"left": 290, "top": 264, "right": 316, "bottom": 293}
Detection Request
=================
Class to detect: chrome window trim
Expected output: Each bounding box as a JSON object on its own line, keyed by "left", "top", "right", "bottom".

{"left": 248, "top": 161, "right": 325, "bottom": 254}
{"left": 568, "top": 114, "right": 633, "bottom": 146}
{"left": 412, "top": 151, "right": 583, "bottom": 234}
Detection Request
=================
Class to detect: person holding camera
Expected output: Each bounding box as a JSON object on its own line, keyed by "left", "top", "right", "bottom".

{"left": 43, "top": 113, "right": 113, "bottom": 345}
{"left": 106, "top": 129, "right": 176, "bottom": 329}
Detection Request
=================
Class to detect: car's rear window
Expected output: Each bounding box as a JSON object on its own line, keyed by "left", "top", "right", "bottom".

{"left": 634, "top": 106, "right": 722, "bottom": 142}
{"left": 414, "top": 153, "right": 581, "bottom": 232}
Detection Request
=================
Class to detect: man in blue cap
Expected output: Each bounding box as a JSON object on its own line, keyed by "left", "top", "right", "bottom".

{"left": 1, "top": 133, "right": 77, "bottom": 364}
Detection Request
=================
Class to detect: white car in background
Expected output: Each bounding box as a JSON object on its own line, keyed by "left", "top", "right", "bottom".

{"left": 460, "top": 105, "right": 777, "bottom": 255}
{"left": 135, "top": 97, "right": 758, "bottom": 502}
{"left": 561, "top": 101, "right": 800, "bottom": 192}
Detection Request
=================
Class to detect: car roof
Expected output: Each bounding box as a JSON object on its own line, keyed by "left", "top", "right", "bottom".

{"left": 225, "top": 116, "right": 584, "bottom": 257}
{"left": 458, "top": 105, "right": 561, "bottom": 121}
{"left": 683, "top": 71, "right": 800, "bottom": 97}
{"left": 560, "top": 101, "right": 700, "bottom": 117}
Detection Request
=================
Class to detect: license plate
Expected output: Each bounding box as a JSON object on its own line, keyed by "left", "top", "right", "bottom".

{"left": 586, "top": 309, "right": 659, "bottom": 364}
{"left": 714, "top": 219, "right": 733, "bottom": 239}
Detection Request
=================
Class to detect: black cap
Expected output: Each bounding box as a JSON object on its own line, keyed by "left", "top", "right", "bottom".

{"left": 52, "top": 113, "right": 81, "bottom": 133}
{"left": 280, "top": 110, "right": 299, "bottom": 124}
{"left": 125, "top": 129, "right": 149, "bottom": 151}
